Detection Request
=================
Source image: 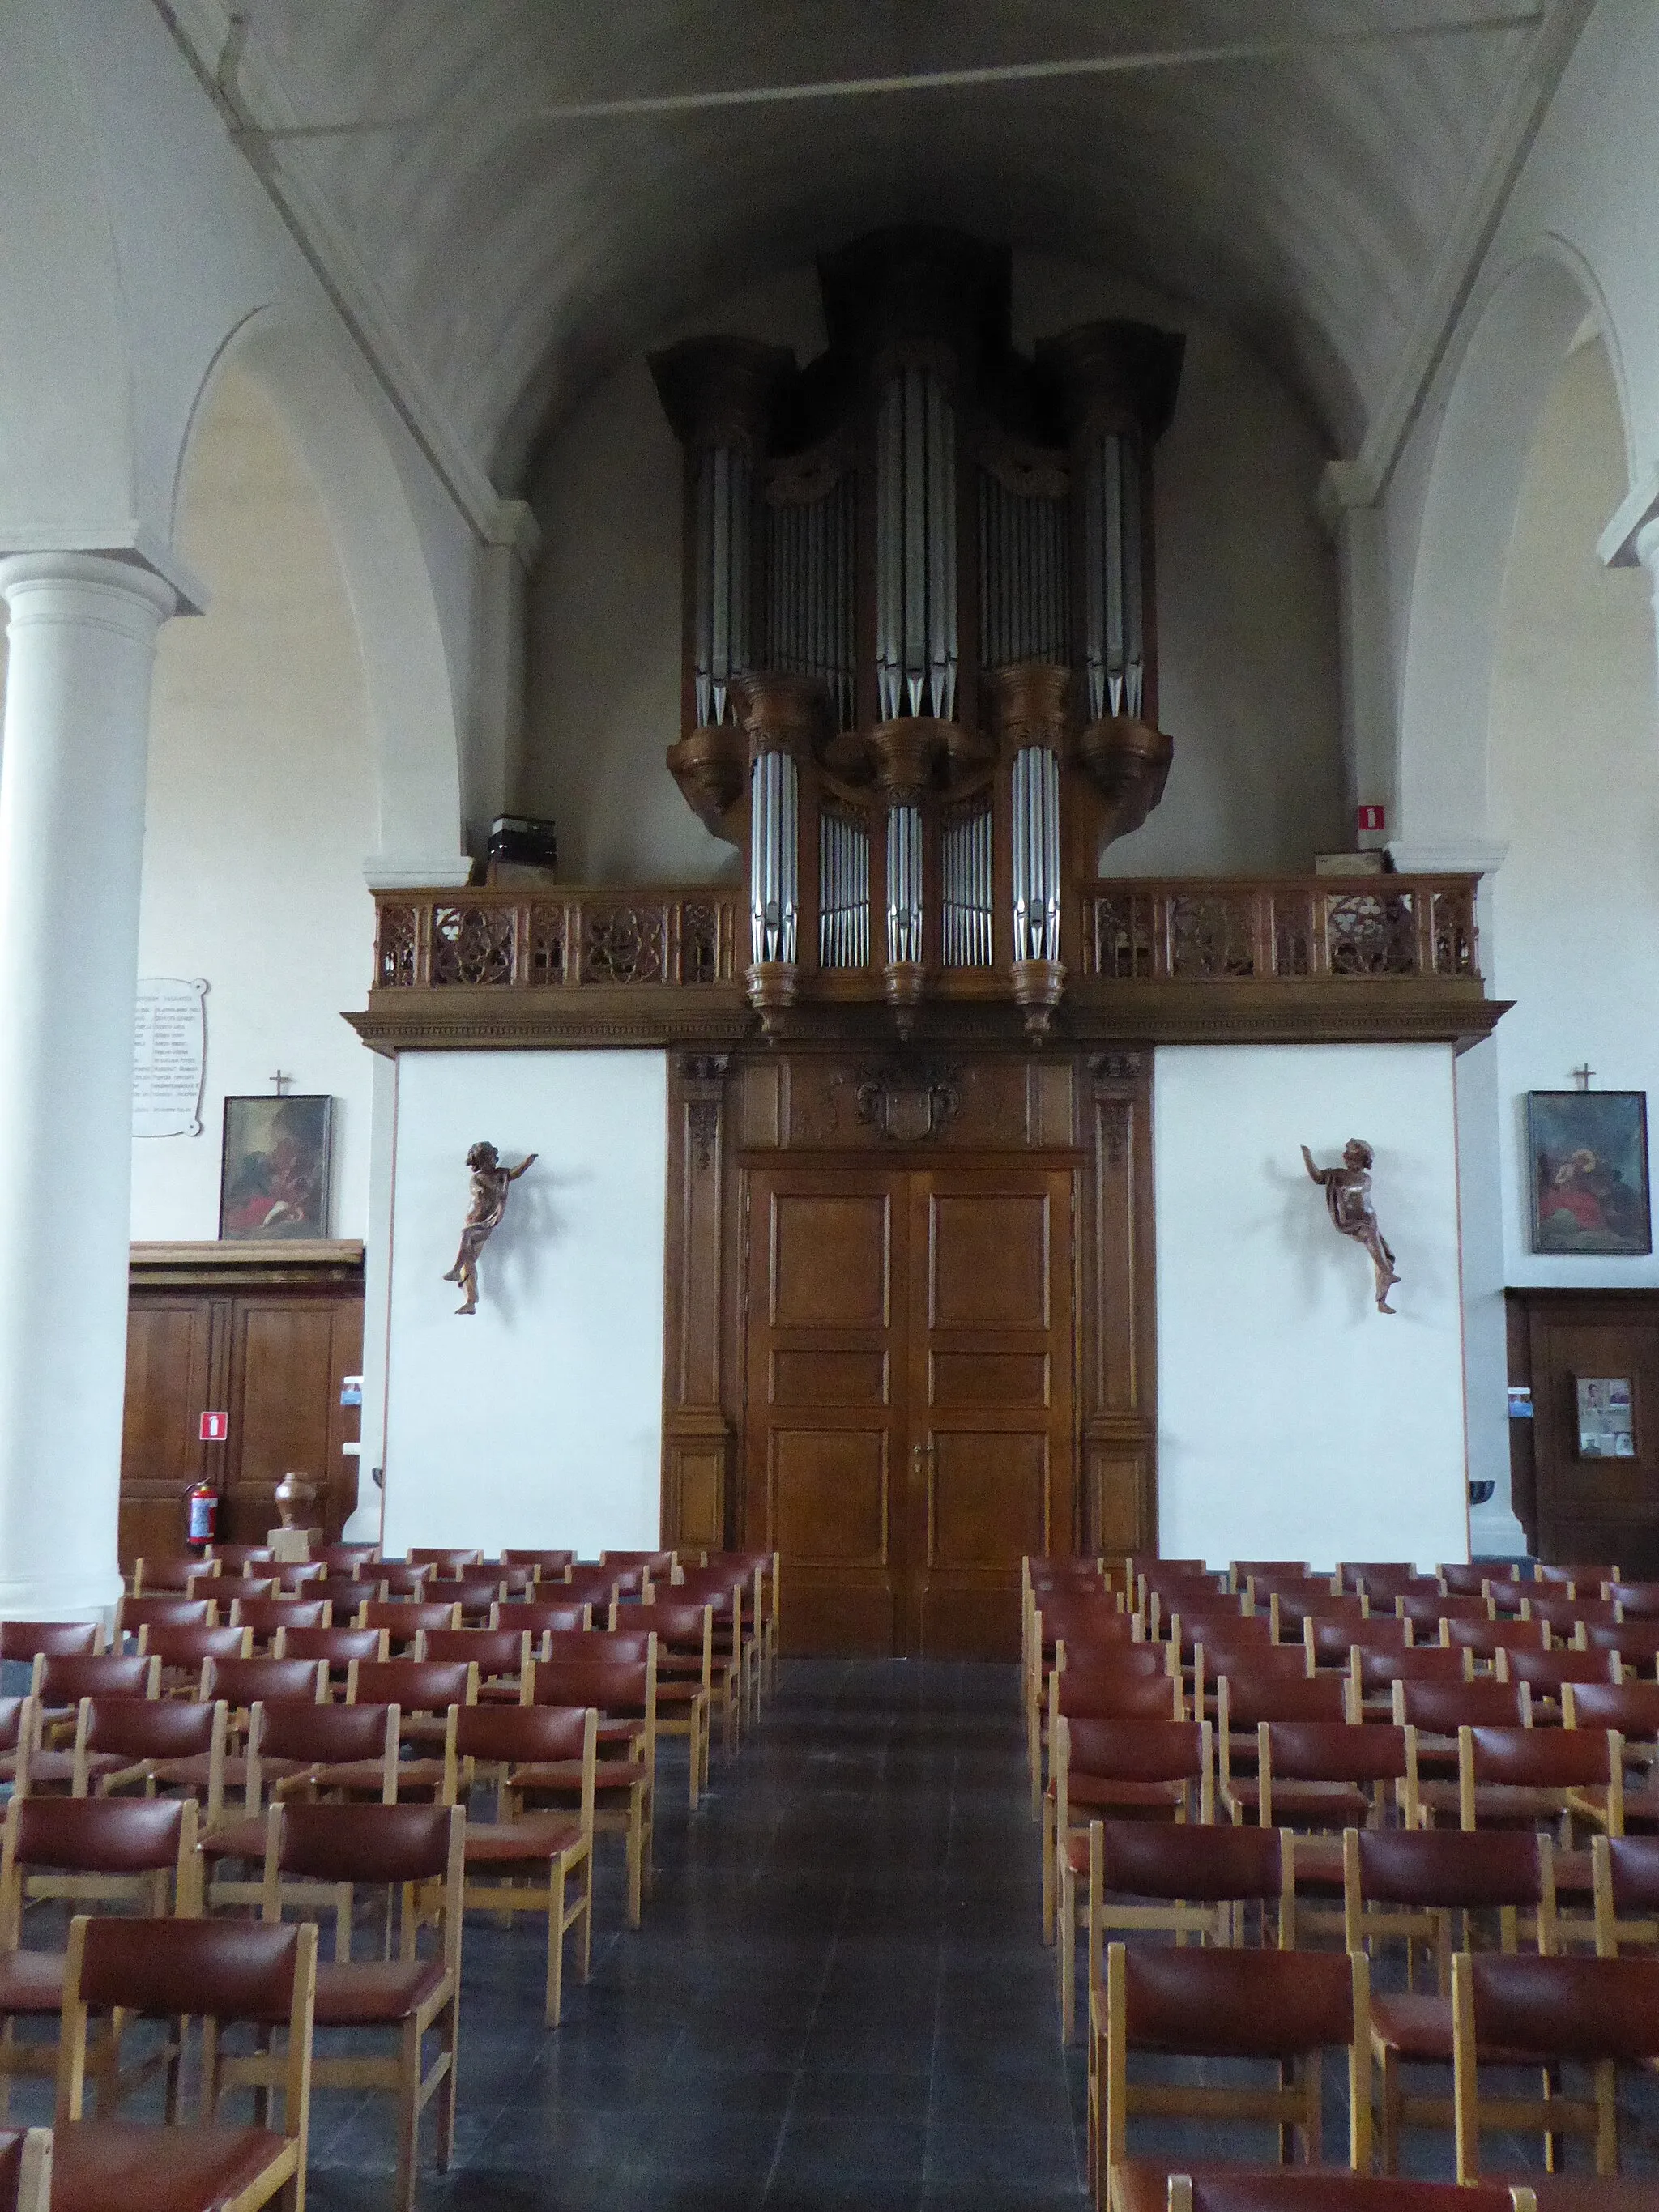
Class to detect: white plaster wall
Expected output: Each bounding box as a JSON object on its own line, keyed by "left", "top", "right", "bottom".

{"left": 1488, "top": 337, "right": 1659, "bottom": 1292}
{"left": 1155, "top": 1044, "right": 1469, "bottom": 1571}
{"left": 380, "top": 1051, "right": 667, "bottom": 1556}
{"left": 525, "top": 254, "right": 1342, "bottom": 884}
{"left": 130, "top": 364, "right": 377, "bottom": 1239}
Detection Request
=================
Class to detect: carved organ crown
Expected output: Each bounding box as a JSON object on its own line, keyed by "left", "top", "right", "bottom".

{"left": 650, "top": 227, "right": 1183, "bottom": 1036}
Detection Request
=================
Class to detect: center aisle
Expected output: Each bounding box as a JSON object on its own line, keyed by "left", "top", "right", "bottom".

{"left": 311, "top": 1659, "right": 1086, "bottom": 2211}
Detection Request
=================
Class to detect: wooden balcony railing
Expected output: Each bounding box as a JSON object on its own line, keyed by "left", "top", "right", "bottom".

{"left": 1078, "top": 876, "right": 1480, "bottom": 986}
{"left": 370, "top": 876, "right": 1479, "bottom": 991}
{"left": 372, "top": 886, "right": 745, "bottom": 991}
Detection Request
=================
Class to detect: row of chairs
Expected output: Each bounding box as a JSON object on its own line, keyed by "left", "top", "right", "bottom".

{"left": 0, "top": 1792, "right": 468, "bottom": 2212}
{"left": 1023, "top": 1559, "right": 1659, "bottom": 2197}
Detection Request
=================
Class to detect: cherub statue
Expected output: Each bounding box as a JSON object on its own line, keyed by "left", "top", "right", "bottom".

{"left": 1301, "top": 1138, "right": 1400, "bottom": 1314}
{"left": 443, "top": 1141, "right": 536, "bottom": 1315}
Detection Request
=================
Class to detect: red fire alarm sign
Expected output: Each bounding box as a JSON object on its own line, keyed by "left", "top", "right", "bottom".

{"left": 198, "top": 1411, "right": 228, "bottom": 1442}
{"left": 1357, "top": 803, "right": 1386, "bottom": 835}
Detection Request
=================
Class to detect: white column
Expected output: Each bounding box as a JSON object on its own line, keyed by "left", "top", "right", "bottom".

{"left": 0, "top": 552, "right": 177, "bottom": 1618}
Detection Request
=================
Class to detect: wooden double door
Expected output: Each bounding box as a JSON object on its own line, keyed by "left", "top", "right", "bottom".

{"left": 743, "top": 1159, "right": 1076, "bottom": 1658}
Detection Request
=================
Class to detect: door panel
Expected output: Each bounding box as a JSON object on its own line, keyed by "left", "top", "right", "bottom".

{"left": 744, "top": 1158, "right": 1075, "bottom": 1659}
{"left": 910, "top": 1169, "right": 1075, "bottom": 1658}
{"left": 120, "top": 1300, "right": 215, "bottom": 1563}
{"left": 224, "top": 1301, "right": 360, "bottom": 1545}
{"left": 745, "top": 1166, "right": 908, "bottom": 1654}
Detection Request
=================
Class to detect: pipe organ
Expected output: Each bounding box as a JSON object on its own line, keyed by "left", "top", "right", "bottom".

{"left": 650, "top": 226, "right": 1183, "bottom": 1036}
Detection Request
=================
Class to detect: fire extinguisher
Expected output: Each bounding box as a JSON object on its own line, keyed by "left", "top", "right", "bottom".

{"left": 186, "top": 1481, "right": 218, "bottom": 1551}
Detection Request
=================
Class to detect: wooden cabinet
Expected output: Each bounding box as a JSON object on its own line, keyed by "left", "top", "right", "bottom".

{"left": 122, "top": 1244, "right": 365, "bottom": 1567}
{"left": 1506, "top": 1288, "right": 1659, "bottom": 1573}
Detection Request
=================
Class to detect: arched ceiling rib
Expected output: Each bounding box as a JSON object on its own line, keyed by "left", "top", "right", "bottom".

{"left": 201, "top": 0, "right": 1573, "bottom": 492}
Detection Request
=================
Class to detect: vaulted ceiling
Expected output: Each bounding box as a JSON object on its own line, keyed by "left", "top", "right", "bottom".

{"left": 173, "top": 0, "right": 1586, "bottom": 497}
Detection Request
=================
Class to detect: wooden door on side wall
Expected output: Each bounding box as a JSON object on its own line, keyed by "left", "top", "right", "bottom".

{"left": 742, "top": 1159, "right": 1074, "bottom": 1658}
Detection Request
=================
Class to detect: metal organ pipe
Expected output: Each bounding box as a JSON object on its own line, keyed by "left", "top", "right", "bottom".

{"left": 694, "top": 442, "right": 753, "bottom": 727}
{"left": 1011, "top": 747, "right": 1060, "bottom": 963}
{"left": 876, "top": 366, "right": 958, "bottom": 722}
{"left": 1083, "top": 428, "right": 1144, "bottom": 722}
{"left": 749, "top": 748, "right": 799, "bottom": 966}
{"left": 885, "top": 803, "right": 923, "bottom": 965}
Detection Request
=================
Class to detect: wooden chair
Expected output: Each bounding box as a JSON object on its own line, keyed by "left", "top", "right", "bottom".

{"left": 1537, "top": 1562, "right": 1619, "bottom": 1592}
{"left": 203, "top": 1544, "right": 275, "bottom": 1575}
{"left": 1306, "top": 1616, "right": 1406, "bottom": 1671}
{"left": 271, "top": 1624, "right": 388, "bottom": 1686}
{"left": 1392, "top": 1677, "right": 1530, "bottom": 1805}
{"left": 1564, "top": 1679, "right": 1659, "bottom": 1816}
{"left": 114, "top": 1596, "right": 216, "bottom": 1646}
{"left": 457, "top": 1703, "right": 596, "bottom": 2024}
{"left": 1196, "top": 1639, "right": 1310, "bottom": 1726}
{"left": 1230, "top": 1561, "right": 1311, "bottom": 1592}
{"left": 83, "top": 1696, "right": 232, "bottom": 1829}
{"left": 51, "top": 1913, "right": 316, "bottom": 2212}
{"left": 130, "top": 1555, "right": 221, "bottom": 1599}
{"left": 1591, "top": 1831, "right": 1659, "bottom": 1956}
{"left": 314, "top": 1543, "right": 381, "bottom": 1575}
{"left": 1213, "top": 1672, "right": 1346, "bottom": 1820}
{"left": 0, "top": 1702, "right": 36, "bottom": 1797}
{"left": 633, "top": 1600, "right": 713, "bottom": 1806}
{"left": 1062, "top": 1816, "right": 1290, "bottom": 2044}
{"left": 1606, "top": 1579, "right": 1659, "bottom": 1617}
{"left": 1341, "top": 1826, "right": 1556, "bottom": 2173}
{"left": 1093, "top": 1943, "right": 1371, "bottom": 2205}
{"left": 260, "top": 1801, "right": 464, "bottom": 2212}
{"left": 489, "top": 1599, "right": 591, "bottom": 1639}
{"left": 27, "top": 1686, "right": 168, "bottom": 1800}
{"left": 420, "top": 1577, "right": 505, "bottom": 1623}
{"left": 1351, "top": 1643, "right": 1467, "bottom": 1720}
{"left": 1521, "top": 1592, "right": 1618, "bottom": 1640}
{"left": 228, "top": 1600, "right": 331, "bottom": 1651}
{"left": 405, "top": 1549, "right": 483, "bottom": 1574}
{"left": 562, "top": 1566, "right": 625, "bottom": 1614}
{"left": 1444, "top": 1617, "right": 1548, "bottom": 1670}
{"left": 1452, "top": 1949, "right": 1659, "bottom": 2188}
{"left": 1495, "top": 1644, "right": 1613, "bottom": 1708}
{"left": 419, "top": 1626, "right": 532, "bottom": 1703}
{"left": 1029, "top": 1596, "right": 1145, "bottom": 1805}
{"left": 0, "top": 1623, "right": 101, "bottom": 1668}
{"left": 702, "top": 1548, "right": 780, "bottom": 1710}
{"left": 373, "top": 1565, "right": 433, "bottom": 1600}
{"left": 1251, "top": 1719, "right": 1420, "bottom": 1835}
{"left": 0, "top": 1796, "right": 200, "bottom": 2104}
{"left": 342, "top": 1660, "right": 476, "bottom": 1797}
{"left": 1047, "top": 1715, "right": 1212, "bottom": 1945}
{"left": 1036, "top": 1647, "right": 1178, "bottom": 1818}
{"left": 199, "top": 1656, "right": 328, "bottom": 1722}
{"left": 1453, "top": 1722, "right": 1623, "bottom": 1839}
{"left": 274, "top": 1561, "right": 330, "bottom": 1592}
{"left": 665, "top": 1571, "right": 749, "bottom": 1750}
{"left": 498, "top": 1549, "right": 574, "bottom": 1579}
{"left": 286, "top": 1575, "right": 369, "bottom": 1622}
{"left": 355, "top": 1600, "right": 461, "bottom": 1652}
{"left": 1587, "top": 1619, "right": 1659, "bottom": 1672}
{"left": 1399, "top": 1593, "right": 1491, "bottom": 1634}
{"left": 1442, "top": 1564, "right": 1515, "bottom": 1598}
{"left": 135, "top": 1623, "right": 251, "bottom": 1694}
{"left": 202, "top": 1703, "right": 402, "bottom": 1933}
{"left": 28, "top": 1659, "right": 159, "bottom": 1787}
{"left": 523, "top": 1652, "right": 656, "bottom": 1927}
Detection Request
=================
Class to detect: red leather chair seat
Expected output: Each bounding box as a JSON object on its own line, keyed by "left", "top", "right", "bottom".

{"left": 313, "top": 1954, "right": 445, "bottom": 2027}
{"left": 463, "top": 1814, "right": 582, "bottom": 1865}
{"left": 1063, "top": 1775, "right": 1188, "bottom": 1813}
{"left": 1226, "top": 1780, "right": 1370, "bottom": 1824}
{"left": 510, "top": 1760, "right": 640, "bottom": 1796}
{"left": 1112, "top": 2161, "right": 1515, "bottom": 2212}
{"left": 306, "top": 1758, "right": 448, "bottom": 1797}
{"left": 1371, "top": 1991, "right": 1533, "bottom": 2067}
{"left": 52, "top": 2120, "right": 293, "bottom": 2212}
{"left": 198, "top": 1816, "right": 266, "bottom": 1862}
{"left": 0, "top": 1951, "right": 64, "bottom": 2014}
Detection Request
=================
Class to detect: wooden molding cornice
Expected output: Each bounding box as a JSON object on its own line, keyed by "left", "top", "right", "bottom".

{"left": 130, "top": 1239, "right": 365, "bottom": 1289}
{"left": 346, "top": 980, "right": 1508, "bottom": 1057}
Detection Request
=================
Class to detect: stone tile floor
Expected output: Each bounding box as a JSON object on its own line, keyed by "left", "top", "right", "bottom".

{"left": 11, "top": 1658, "right": 1659, "bottom": 2206}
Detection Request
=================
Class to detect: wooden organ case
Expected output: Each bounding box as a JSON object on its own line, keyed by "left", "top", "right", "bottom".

{"left": 650, "top": 231, "right": 1178, "bottom": 1655}
{"left": 650, "top": 226, "right": 1184, "bottom": 1036}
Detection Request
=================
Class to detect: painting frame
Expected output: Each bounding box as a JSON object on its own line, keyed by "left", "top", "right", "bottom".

{"left": 1526, "top": 1089, "right": 1651, "bottom": 1256}
{"left": 219, "top": 1093, "right": 334, "bottom": 1242}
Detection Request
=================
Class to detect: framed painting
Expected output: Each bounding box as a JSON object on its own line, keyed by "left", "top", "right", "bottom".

{"left": 1527, "top": 1089, "right": 1651, "bottom": 1255}
{"left": 219, "top": 1094, "right": 333, "bottom": 1242}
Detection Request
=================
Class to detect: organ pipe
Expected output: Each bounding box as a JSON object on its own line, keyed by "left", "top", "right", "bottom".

{"left": 749, "top": 747, "right": 799, "bottom": 965}
{"left": 942, "top": 803, "right": 994, "bottom": 967}
{"left": 876, "top": 365, "right": 957, "bottom": 721}
{"left": 818, "top": 808, "right": 871, "bottom": 968}
{"left": 1081, "top": 430, "right": 1143, "bottom": 721}
{"left": 1010, "top": 746, "right": 1061, "bottom": 963}
{"left": 885, "top": 803, "right": 924, "bottom": 965}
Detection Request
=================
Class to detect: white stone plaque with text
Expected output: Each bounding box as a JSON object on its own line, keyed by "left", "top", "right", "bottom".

{"left": 133, "top": 978, "right": 207, "bottom": 1137}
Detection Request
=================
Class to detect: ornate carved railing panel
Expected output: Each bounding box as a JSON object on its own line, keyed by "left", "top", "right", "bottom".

{"left": 372, "top": 888, "right": 744, "bottom": 991}
{"left": 1082, "top": 876, "right": 1480, "bottom": 987}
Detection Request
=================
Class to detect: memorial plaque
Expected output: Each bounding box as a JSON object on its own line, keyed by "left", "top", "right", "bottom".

{"left": 133, "top": 978, "right": 207, "bottom": 1138}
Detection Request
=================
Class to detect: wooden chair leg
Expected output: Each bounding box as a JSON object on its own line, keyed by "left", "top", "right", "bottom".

{"left": 546, "top": 1864, "right": 565, "bottom": 2028}
{"left": 1041, "top": 1795, "right": 1056, "bottom": 1943}
{"left": 686, "top": 1724, "right": 699, "bottom": 1813}
{"left": 1059, "top": 1858, "right": 1077, "bottom": 2044}
{"left": 1378, "top": 2045, "right": 1401, "bottom": 2175}
{"left": 625, "top": 1805, "right": 643, "bottom": 1929}
{"left": 394, "top": 2015, "right": 421, "bottom": 2212}
{"left": 437, "top": 1994, "right": 458, "bottom": 2172}
{"left": 577, "top": 1848, "right": 594, "bottom": 1981}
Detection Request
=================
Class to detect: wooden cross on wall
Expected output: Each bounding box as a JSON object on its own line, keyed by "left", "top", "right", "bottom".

{"left": 269, "top": 1070, "right": 294, "bottom": 1096}
{"left": 1572, "top": 1064, "right": 1596, "bottom": 1093}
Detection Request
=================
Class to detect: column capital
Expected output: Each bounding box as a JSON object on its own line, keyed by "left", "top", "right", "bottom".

{"left": 0, "top": 549, "right": 181, "bottom": 629}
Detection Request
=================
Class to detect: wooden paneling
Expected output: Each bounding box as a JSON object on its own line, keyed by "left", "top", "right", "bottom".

{"left": 1507, "top": 1289, "right": 1659, "bottom": 1574}
{"left": 122, "top": 1245, "right": 363, "bottom": 1569}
